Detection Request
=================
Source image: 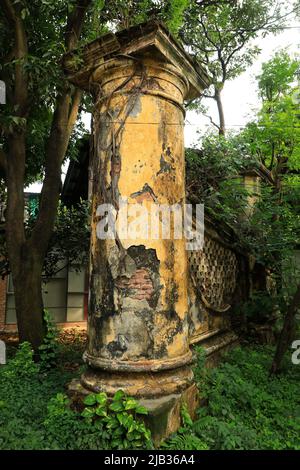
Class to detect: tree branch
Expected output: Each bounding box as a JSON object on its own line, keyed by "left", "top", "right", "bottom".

{"left": 199, "top": 14, "right": 219, "bottom": 49}
{"left": 203, "top": 112, "right": 221, "bottom": 132}
{"left": 2, "top": 0, "right": 28, "bottom": 252}
{"left": 269, "top": 142, "right": 275, "bottom": 171}
{"left": 68, "top": 88, "right": 83, "bottom": 134}
{"left": 2, "top": 0, "right": 28, "bottom": 117}
{"left": 30, "top": 0, "right": 92, "bottom": 252}
{"left": 224, "top": 36, "right": 247, "bottom": 68}
{"left": 270, "top": 282, "right": 300, "bottom": 374}
{"left": 202, "top": 93, "right": 215, "bottom": 99}
{"left": 258, "top": 162, "right": 276, "bottom": 186}
{"left": 65, "top": 0, "right": 93, "bottom": 50}
{"left": 2, "top": 0, "right": 16, "bottom": 25}
{"left": 14, "top": 19, "right": 28, "bottom": 115}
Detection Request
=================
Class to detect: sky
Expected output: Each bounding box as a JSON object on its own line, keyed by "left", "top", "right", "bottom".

{"left": 27, "top": 3, "right": 300, "bottom": 192}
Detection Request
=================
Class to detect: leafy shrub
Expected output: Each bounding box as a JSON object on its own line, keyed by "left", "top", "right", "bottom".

{"left": 43, "top": 393, "right": 109, "bottom": 450}
{"left": 0, "top": 341, "right": 152, "bottom": 450}
{"left": 1, "top": 342, "right": 299, "bottom": 450}
{"left": 1, "top": 341, "right": 39, "bottom": 380}
{"left": 161, "top": 429, "right": 209, "bottom": 450}
{"left": 164, "top": 346, "right": 300, "bottom": 450}
{"left": 0, "top": 341, "right": 78, "bottom": 450}
{"left": 38, "top": 309, "right": 59, "bottom": 370}
{"left": 81, "top": 390, "right": 152, "bottom": 449}
{"left": 241, "top": 291, "right": 278, "bottom": 323}
{"left": 185, "top": 134, "right": 254, "bottom": 222}
{"left": 162, "top": 403, "right": 208, "bottom": 450}
{"left": 0, "top": 342, "right": 47, "bottom": 449}
{"left": 43, "top": 390, "right": 153, "bottom": 450}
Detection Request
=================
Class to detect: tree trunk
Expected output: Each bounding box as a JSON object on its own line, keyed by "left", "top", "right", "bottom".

{"left": 5, "top": 133, "right": 46, "bottom": 350}
{"left": 13, "top": 254, "right": 45, "bottom": 350}
{"left": 2, "top": 0, "right": 91, "bottom": 351}
{"left": 215, "top": 87, "right": 225, "bottom": 136}
{"left": 270, "top": 283, "right": 300, "bottom": 374}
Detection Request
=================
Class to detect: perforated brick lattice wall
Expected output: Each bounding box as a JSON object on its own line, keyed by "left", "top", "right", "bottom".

{"left": 188, "top": 235, "right": 238, "bottom": 312}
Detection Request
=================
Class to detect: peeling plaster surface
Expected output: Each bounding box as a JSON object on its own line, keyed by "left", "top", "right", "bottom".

{"left": 87, "top": 58, "right": 192, "bottom": 370}
{"left": 64, "top": 20, "right": 214, "bottom": 418}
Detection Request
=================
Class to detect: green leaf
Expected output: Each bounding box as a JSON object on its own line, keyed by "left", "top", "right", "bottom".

{"left": 81, "top": 407, "right": 95, "bottom": 418}
{"left": 95, "top": 406, "right": 107, "bottom": 417}
{"left": 83, "top": 394, "right": 97, "bottom": 406}
{"left": 111, "top": 439, "right": 122, "bottom": 448}
{"left": 135, "top": 405, "right": 148, "bottom": 415}
{"left": 113, "top": 390, "right": 125, "bottom": 401}
{"left": 112, "top": 427, "right": 124, "bottom": 437}
{"left": 124, "top": 398, "right": 138, "bottom": 410}
{"left": 116, "top": 413, "right": 126, "bottom": 425}
{"left": 109, "top": 402, "right": 124, "bottom": 412}
{"left": 105, "top": 417, "right": 119, "bottom": 429}
{"left": 96, "top": 392, "right": 107, "bottom": 405}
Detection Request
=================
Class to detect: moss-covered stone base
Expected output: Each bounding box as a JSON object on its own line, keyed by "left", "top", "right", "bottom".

{"left": 68, "top": 379, "right": 199, "bottom": 446}
{"left": 140, "top": 383, "right": 199, "bottom": 446}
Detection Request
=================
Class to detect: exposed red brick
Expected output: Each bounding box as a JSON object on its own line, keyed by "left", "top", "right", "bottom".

{"left": 116, "top": 268, "right": 154, "bottom": 301}
{"left": 133, "top": 192, "right": 154, "bottom": 203}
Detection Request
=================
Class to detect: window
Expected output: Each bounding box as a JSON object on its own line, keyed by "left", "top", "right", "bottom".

{"left": 5, "top": 262, "right": 87, "bottom": 324}
{"left": 67, "top": 268, "right": 87, "bottom": 322}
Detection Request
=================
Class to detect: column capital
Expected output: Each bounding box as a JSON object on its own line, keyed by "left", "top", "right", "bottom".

{"left": 63, "top": 20, "right": 210, "bottom": 100}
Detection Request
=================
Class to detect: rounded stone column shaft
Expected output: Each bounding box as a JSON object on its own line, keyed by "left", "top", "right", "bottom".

{"left": 82, "top": 55, "right": 194, "bottom": 397}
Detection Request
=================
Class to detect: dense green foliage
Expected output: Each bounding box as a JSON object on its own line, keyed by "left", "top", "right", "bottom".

{"left": 38, "top": 310, "right": 60, "bottom": 371}
{"left": 164, "top": 346, "right": 300, "bottom": 450}
{"left": 80, "top": 390, "right": 152, "bottom": 449}
{"left": 187, "top": 138, "right": 300, "bottom": 269}
{"left": 186, "top": 51, "right": 300, "bottom": 302}
{"left": 186, "top": 133, "right": 255, "bottom": 214}
{"left": 0, "top": 341, "right": 299, "bottom": 450}
{"left": 0, "top": 198, "right": 90, "bottom": 279}
{"left": 186, "top": 50, "right": 300, "bottom": 375}
{"left": 0, "top": 341, "right": 153, "bottom": 450}
{"left": 0, "top": 342, "right": 76, "bottom": 450}
{"left": 43, "top": 200, "right": 90, "bottom": 278}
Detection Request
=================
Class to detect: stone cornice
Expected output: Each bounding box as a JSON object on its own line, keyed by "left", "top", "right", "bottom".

{"left": 63, "top": 21, "right": 210, "bottom": 99}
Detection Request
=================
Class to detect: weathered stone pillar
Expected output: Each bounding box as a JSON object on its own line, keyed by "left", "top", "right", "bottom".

{"left": 241, "top": 169, "right": 261, "bottom": 217}
{"left": 64, "top": 21, "right": 209, "bottom": 439}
